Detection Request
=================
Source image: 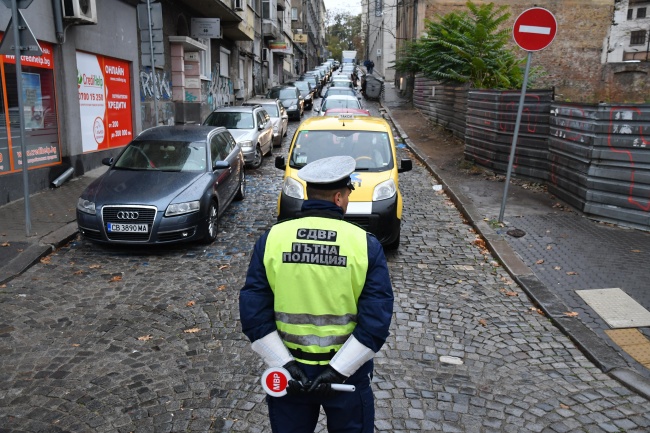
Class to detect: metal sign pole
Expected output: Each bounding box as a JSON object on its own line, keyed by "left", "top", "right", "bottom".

{"left": 10, "top": 0, "right": 31, "bottom": 235}
{"left": 498, "top": 51, "right": 533, "bottom": 223}
{"left": 146, "top": 0, "right": 159, "bottom": 125}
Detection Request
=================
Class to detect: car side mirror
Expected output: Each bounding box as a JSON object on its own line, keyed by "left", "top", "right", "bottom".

{"left": 213, "top": 160, "right": 230, "bottom": 170}
{"left": 102, "top": 157, "right": 114, "bottom": 166}
{"left": 258, "top": 123, "right": 264, "bottom": 130}
{"left": 398, "top": 158, "right": 413, "bottom": 173}
{"left": 275, "top": 155, "right": 286, "bottom": 170}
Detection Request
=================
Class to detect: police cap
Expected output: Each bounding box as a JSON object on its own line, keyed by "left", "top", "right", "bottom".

{"left": 298, "top": 155, "right": 356, "bottom": 190}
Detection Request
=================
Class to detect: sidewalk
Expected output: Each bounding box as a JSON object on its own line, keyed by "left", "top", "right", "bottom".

{"left": 381, "top": 81, "right": 650, "bottom": 399}
{"left": 0, "top": 166, "right": 106, "bottom": 284}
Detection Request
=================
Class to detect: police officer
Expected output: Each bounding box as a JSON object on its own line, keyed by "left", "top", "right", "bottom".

{"left": 240, "top": 156, "right": 394, "bottom": 433}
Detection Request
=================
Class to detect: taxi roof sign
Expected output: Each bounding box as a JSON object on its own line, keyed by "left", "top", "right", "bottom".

{"left": 338, "top": 113, "right": 355, "bottom": 120}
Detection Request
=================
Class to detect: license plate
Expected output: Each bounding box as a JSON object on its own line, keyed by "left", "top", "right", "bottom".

{"left": 107, "top": 223, "right": 148, "bottom": 233}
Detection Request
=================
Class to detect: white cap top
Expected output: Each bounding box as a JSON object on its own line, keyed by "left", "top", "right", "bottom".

{"left": 297, "top": 156, "right": 356, "bottom": 189}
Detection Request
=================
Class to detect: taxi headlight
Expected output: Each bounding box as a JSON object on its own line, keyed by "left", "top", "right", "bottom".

{"left": 373, "top": 179, "right": 397, "bottom": 201}
{"left": 282, "top": 177, "right": 305, "bottom": 200}
{"left": 165, "top": 200, "right": 200, "bottom": 217}
{"left": 77, "top": 197, "right": 96, "bottom": 215}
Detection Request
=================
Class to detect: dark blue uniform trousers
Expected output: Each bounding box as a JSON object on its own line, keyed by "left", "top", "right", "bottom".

{"left": 267, "top": 364, "right": 374, "bottom": 433}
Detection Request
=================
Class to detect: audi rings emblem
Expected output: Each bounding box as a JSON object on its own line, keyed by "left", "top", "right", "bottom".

{"left": 117, "top": 211, "right": 139, "bottom": 220}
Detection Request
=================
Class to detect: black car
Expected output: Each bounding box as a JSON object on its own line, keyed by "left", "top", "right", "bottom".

{"left": 300, "top": 74, "right": 322, "bottom": 95}
{"left": 76, "top": 125, "right": 245, "bottom": 245}
{"left": 286, "top": 80, "right": 315, "bottom": 110}
{"left": 266, "top": 85, "right": 304, "bottom": 120}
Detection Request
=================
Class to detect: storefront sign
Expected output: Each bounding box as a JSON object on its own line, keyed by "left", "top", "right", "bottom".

{"left": 76, "top": 51, "right": 133, "bottom": 152}
{"left": 269, "top": 40, "right": 292, "bottom": 54}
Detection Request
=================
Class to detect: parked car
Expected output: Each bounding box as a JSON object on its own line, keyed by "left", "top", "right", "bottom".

{"left": 274, "top": 115, "right": 412, "bottom": 249}
{"left": 266, "top": 85, "right": 304, "bottom": 120}
{"left": 322, "top": 87, "right": 359, "bottom": 101}
{"left": 286, "top": 80, "right": 315, "bottom": 110}
{"left": 300, "top": 74, "right": 322, "bottom": 95}
{"left": 203, "top": 105, "right": 274, "bottom": 169}
{"left": 76, "top": 125, "right": 245, "bottom": 245}
{"left": 317, "top": 95, "right": 363, "bottom": 115}
{"left": 243, "top": 98, "right": 288, "bottom": 147}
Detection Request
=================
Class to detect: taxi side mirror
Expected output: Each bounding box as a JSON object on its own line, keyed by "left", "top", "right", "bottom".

{"left": 275, "top": 155, "right": 286, "bottom": 170}
{"left": 398, "top": 159, "right": 412, "bottom": 173}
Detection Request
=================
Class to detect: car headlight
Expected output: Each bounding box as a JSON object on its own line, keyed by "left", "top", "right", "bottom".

{"left": 77, "top": 197, "right": 96, "bottom": 215}
{"left": 289, "top": 105, "right": 297, "bottom": 110}
{"left": 373, "top": 179, "right": 397, "bottom": 201}
{"left": 165, "top": 200, "right": 200, "bottom": 217}
{"left": 239, "top": 140, "right": 253, "bottom": 151}
{"left": 282, "top": 176, "right": 304, "bottom": 200}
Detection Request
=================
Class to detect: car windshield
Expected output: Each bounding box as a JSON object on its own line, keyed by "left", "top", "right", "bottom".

{"left": 203, "top": 111, "right": 254, "bottom": 129}
{"left": 114, "top": 140, "right": 207, "bottom": 172}
{"left": 268, "top": 88, "right": 297, "bottom": 99}
{"left": 325, "top": 88, "right": 356, "bottom": 98}
{"left": 294, "top": 82, "right": 310, "bottom": 91}
{"left": 262, "top": 104, "right": 279, "bottom": 116}
{"left": 321, "top": 98, "right": 361, "bottom": 111}
{"left": 290, "top": 130, "right": 393, "bottom": 171}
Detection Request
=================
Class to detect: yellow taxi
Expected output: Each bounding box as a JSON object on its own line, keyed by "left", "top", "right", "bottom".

{"left": 274, "top": 114, "right": 412, "bottom": 249}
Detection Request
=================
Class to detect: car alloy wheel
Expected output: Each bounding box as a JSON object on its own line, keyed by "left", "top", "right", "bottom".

{"left": 202, "top": 201, "right": 219, "bottom": 244}
{"left": 250, "top": 145, "right": 263, "bottom": 169}
{"left": 235, "top": 170, "right": 246, "bottom": 201}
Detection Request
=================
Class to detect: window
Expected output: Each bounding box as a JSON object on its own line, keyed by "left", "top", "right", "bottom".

{"left": 291, "top": 7, "right": 298, "bottom": 20}
{"left": 628, "top": 9, "right": 634, "bottom": 20}
{"left": 638, "top": 7, "right": 647, "bottom": 18}
{"left": 220, "top": 48, "right": 230, "bottom": 77}
{"left": 198, "top": 38, "right": 211, "bottom": 80}
{"left": 630, "top": 30, "right": 646, "bottom": 45}
{"left": 263, "top": 0, "right": 270, "bottom": 19}
{"left": 375, "top": 0, "right": 382, "bottom": 16}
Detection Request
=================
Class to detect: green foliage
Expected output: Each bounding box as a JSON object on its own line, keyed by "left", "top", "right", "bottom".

{"left": 392, "top": 1, "right": 526, "bottom": 89}
{"left": 327, "top": 12, "right": 362, "bottom": 61}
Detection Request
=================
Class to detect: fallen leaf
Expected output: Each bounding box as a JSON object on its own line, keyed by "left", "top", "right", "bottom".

{"left": 478, "top": 319, "right": 488, "bottom": 327}
{"left": 530, "top": 307, "right": 545, "bottom": 316}
{"left": 89, "top": 264, "right": 101, "bottom": 269}
{"left": 109, "top": 275, "right": 123, "bottom": 282}
{"left": 504, "top": 291, "right": 518, "bottom": 297}
{"left": 560, "top": 403, "right": 570, "bottom": 409}
{"left": 17, "top": 249, "right": 23, "bottom": 252}
{"left": 217, "top": 285, "right": 226, "bottom": 291}
{"left": 219, "top": 264, "right": 230, "bottom": 270}
{"left": 137, "top": 335, "right": 153, "bottom": 341}
{"left": 40, "top": 257, "right": 51, "bottom": 264}
{"left": 631, "top": 249, "right": 641, "bottom": 253}
{"left": 184, "top": 328, "right": 200, "bottom": 334}
{"left": 0, "top": 284, "right": 6, "bottom": 288}
{"left": 553, "top": 266, "right": 562, "bottom": 270}
{"left": 546, "top": 245, "right": 553, "bottom": 250}
{"left": 73, "top": 270, "right": 84, "bottom": 275}
{"left": 564, "top": 311, "right": 579, "bottom": 317}
{"left": 186, "top": 300, "right": 196, "bottom": 307}
{"left": 1, "top": 242, "right": 9, "bottom": 247}
{"left": 566, "top": 271, "right": 578, "bottom": 276}
{"left": 535, "top": 259, "right": 544, "bottom": 265}
{"left": 71, "top": 344, "right": 80, "bottom": 347}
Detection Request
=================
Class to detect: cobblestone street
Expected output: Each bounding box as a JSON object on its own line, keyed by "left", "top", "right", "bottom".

{"left": 1, "top": 101, "right": 649, "bottom": 432}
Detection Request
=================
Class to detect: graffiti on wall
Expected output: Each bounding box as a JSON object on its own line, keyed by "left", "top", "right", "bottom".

{"left": 206, "top": 65, "right": 233, "bottom": 111}
{"left": 140, "top": 68, "right": 172, "bottom": 101}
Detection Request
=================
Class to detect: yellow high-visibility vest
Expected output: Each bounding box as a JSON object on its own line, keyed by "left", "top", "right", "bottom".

{"left": 264, "top": 217, "right": 369, "bottom": 365}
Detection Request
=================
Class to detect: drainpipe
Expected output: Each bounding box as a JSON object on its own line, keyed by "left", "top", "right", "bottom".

{"left": 51, "top": 0, "right": 64, "bottom": 43}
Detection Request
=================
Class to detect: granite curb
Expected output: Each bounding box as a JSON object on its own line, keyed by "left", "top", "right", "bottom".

{"left": 380, "top": 101, "right": 650, "bottom": 401}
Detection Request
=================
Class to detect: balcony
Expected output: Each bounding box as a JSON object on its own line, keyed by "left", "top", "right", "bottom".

{"left": 263, "top": 20, "right": 281, "bottom": 39}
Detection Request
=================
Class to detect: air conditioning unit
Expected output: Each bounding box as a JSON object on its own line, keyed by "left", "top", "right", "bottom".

{"left": 262, "top": 48, "right": 269, "bottom": 62}
{"left": 234, "top": 0, "right": 244, "bottom": 11}
{"left": 62, "top": 0, "right": 98, "bottom": 24}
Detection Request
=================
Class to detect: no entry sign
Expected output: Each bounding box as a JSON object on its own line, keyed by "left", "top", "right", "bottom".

{"left": 513, "top": 7, "right": 557, "bottom": 51}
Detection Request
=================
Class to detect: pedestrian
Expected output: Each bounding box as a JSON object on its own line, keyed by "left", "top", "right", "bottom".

{"left": 240, "top": 155, "right": 394, "bottom": 433}
{"left": 368, "top": 60, "right": 374, "bottom": 75}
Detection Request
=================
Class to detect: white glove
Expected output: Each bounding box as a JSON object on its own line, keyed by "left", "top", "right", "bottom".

{"left": 329, "top": 335, "right": 375, "bottom": 378}
{"left": 251, "top": 331, "right": 294, "bottom": 367}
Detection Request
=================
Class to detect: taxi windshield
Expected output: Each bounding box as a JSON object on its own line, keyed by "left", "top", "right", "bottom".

{"left": 290, "top": 130, "right": 393, "bottom": 171}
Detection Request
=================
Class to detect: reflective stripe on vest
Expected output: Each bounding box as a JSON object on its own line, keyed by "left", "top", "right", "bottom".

{"left": 264, "top": 217, "right": 368, "bottom": 365}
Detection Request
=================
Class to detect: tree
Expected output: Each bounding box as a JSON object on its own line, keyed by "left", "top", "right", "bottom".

{"left": 326, "top": 11, "right": 362, "bottom": 60}
{"left": 392, "top": 1, "right": 526, "bottom": 89}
